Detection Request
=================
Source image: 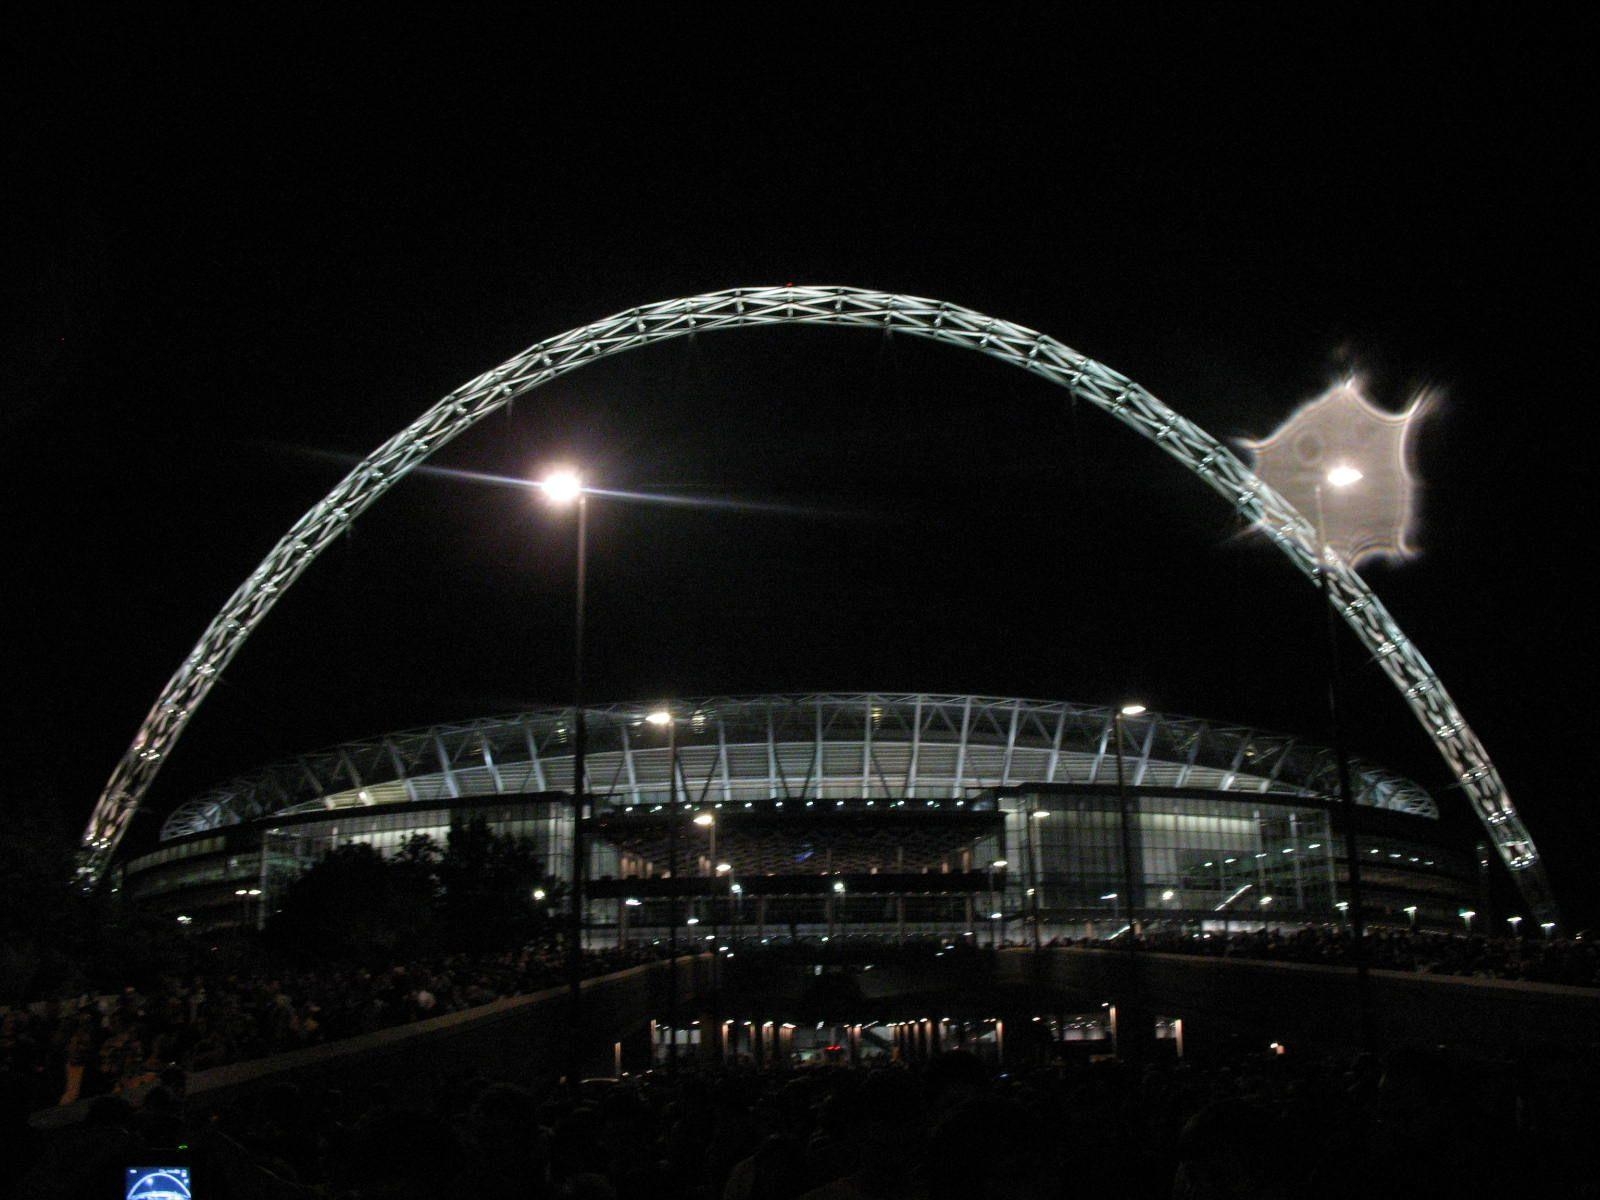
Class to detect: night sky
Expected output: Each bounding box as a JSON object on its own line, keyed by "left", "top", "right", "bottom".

{"left": 8, "top": 10, "right": 1593, "bottom": 925}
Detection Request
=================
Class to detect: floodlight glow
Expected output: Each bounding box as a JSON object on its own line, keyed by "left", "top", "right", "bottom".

{"left": 693, "top": 813, "right": 714, "bottom": 826}
{"left": 832, "top": 880, "right": 846, "bottom": 893}
{"left": 716, "top": 862, "right": 732, "bottom": 874}
{"left": 991, "top": 859, "right": 1009, "bottom": 869}
{"left": 538, "top": 468, "right": 583, "bottom": 504}
{"left": 1119, "top": 703, "right": 1147, "bottom": 716}
{"left": 1243, "top": 379, "right": 1431, "bottom": 566}
{"left": 532, "top": 888, "right": 547, "bottom": 901}
{"left": 646, "top": 710, "right": 672, "bottom": 726}
{"left": 624, "top": 897, "right": 642, "bottom": 907}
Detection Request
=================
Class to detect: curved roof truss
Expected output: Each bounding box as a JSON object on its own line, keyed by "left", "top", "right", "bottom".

{"left": 158, "top": 692, "right": 1436, "bottom": 839}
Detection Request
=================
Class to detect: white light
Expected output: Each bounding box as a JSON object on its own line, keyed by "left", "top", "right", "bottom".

{"left": 1326, "top": 464, "right": 1364, "bottom": 488}
{"left": 624, "top": 897, "right": 642, "bottom": 907}
{"left": 991, "top": 859, "right": 1009, "bottom": 869}
{"left": 1161, "top": 890, "right": 1175, "bottom": 901}
{"left": 693, "top": 813, "right": 715, "bottom": 827}
{"left": 1260, "top": 896, "right": 1273, "bottom": 906}
{"left": 1100, "top": 892, "right": 1118, "bottom": 900}
{"left": 176, "top": 915, "right": 192, "bottom": 925}
{"left": 730, "top": 883, "right": 742, "bottom": 895}
{"left": 832, "top": 880, "right": 846, "bottom": 893}
{"left": 646, "top": 710, "right": 672, "bottom": 726}
{"left": 686, "top": 916, "right": 700, "bottom": 925}
{"left": 1032, "top": 810, "right": 1049, "bottom": 820}
{"left": 533, "top": 888, "right": 546, "bottom": 901}
{"left": 1119, "top": 703, "right": 1147, "bottom": 716}
{"left": 716, "top": 862, "right": 732, "bottom": 874}
{"left": 539, "top": 469, "right": 582, "bottom": 503}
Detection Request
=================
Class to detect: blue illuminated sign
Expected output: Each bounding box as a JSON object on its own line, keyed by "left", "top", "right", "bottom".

{"left": 125, "top": 1166, "right": 192, "bottom": 1200}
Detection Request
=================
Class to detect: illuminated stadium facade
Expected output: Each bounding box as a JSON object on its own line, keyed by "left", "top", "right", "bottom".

{"left": 119, "top": 694, "right": 1481, "bottom": 938}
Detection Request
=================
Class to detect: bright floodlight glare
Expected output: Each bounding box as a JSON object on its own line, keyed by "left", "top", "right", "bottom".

{"left": 693, "top": 813, "right": 714, "bottom": 826}
{"left": 539, "top": 468, "right": 583, "bottom": 504}
{"left": 716, "top": 862, "right": 732, "bottom": 874}
{"left": 1326, "top": 464, "right": 1364, "bottom": 488}
{"left": 1119, "top": 703, "right": 1147, "bottom": 716}
{"left": 992, "top": 859, "right": 1009, "bottom": 869}
{"left": 646, "top": 710, "right": 671, "bottom": 726}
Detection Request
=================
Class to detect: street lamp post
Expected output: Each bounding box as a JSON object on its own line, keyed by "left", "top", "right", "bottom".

{"left": 988, "top": 860, "right": 1006, "bottom": 950}
{"left": 1024, "top": 804, "right": 1047, "bottom": 950}
{"left": 647, "top": 708, "right": 682, "bottom": 1072}
{"left": 539, "top": 468, "right": 588, "bottom": 1084}
{"left": 1112, "top": 704, "right": 1145, "bottom": 941}
{"left": 694, "top": 811, "right": 719, "bottom": 1034}
{"left": 1313, "top": 469, "right": 1373, "bottom": 1049}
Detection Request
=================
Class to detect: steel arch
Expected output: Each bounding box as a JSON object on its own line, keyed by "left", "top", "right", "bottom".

{"left": 78, "top": 286, "right": 1556, "bottom": 919}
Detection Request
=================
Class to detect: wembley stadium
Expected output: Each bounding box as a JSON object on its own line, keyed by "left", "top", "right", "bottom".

{"left": 115, "top": 693, "right": 1482, "bottom": 940}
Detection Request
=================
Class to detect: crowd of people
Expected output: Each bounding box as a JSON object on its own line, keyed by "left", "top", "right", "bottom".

{"left": 1100, "top": 925, "right": 1600, "bottom": 987}
{"left": 3, "top": 925, "right": 1595, "bottom": 1118}
{"left": 0, "top": 944, "right": 669, "bottom": 1111}
{"left": 5, "top": 1041, "right": 1598, "bottom": 1198}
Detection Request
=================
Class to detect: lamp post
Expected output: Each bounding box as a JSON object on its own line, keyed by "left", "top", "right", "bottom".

{"left": 647, "top": 708, "right": 683, "bottom": 1072}
{"left": 1112, "top": 704, "right": 1144, "bottom": 941}
{"left": 988, "top": 860, "right": 1006, "bottom": 950}
{"left": 1313, "top": 467, "right": 1373, "bottom": 1049}
{"left": 539, "top": 468, "right": 588, "bottom": 1084}
{"left": 694, "top": 812, "right": 719, "bottom": 1020}
{"left": 1025, "top": 805, "right": 1047, "bottom": 950}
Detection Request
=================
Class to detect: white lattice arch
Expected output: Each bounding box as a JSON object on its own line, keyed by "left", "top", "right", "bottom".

{"left": 79, "top": 286, "right": 1556, "bottom": 919}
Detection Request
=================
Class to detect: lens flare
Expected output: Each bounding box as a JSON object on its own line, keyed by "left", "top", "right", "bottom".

{"left": 1243, "top": 378, "right": 1433, "bottom": 566}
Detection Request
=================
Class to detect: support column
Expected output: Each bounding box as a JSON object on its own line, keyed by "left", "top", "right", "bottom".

{"left": 1112, "top": 1000, "right": 1156, "bottom": 1067}
{"left": 896, "top": 847, "right": 907, "bottom": 942}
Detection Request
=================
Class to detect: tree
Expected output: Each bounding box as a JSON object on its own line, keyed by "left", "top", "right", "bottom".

{"left": 267, "top": 842, "right": 439, "bottom": 963}
{"left": 438, "top": 818, "right": 558, "bottom": 952}
{"left": 0, "top": 793, "right": 102, "bottom": 1003}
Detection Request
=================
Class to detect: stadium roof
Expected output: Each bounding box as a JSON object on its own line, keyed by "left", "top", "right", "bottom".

{"left": 157, "top": 694, "right": 1437, "bottom": 842}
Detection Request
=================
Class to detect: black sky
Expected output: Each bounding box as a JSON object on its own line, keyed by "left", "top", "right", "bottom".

{"left": 6, "top": 9, "right": 1594, "bottom": 924}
